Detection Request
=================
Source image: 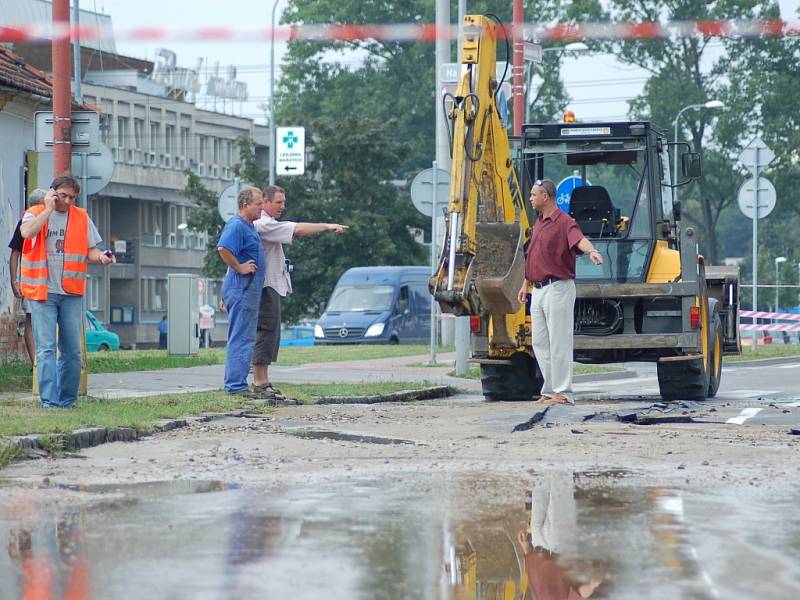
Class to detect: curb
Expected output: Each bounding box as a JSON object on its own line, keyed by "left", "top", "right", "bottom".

{"left": 574, "top": 369, "right": 636, "bottom": 383}
{"left": 725, "top": 355, "right": 800, "bottom": 368}
{"left": 314, "top": 385, "right": 455, "bottom": 405}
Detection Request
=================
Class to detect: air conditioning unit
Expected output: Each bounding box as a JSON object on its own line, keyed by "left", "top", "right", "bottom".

{"left": 210, "top": 165, "right": 219, "bottom": 178}
{"left": 162, "top": 154, "right": 172, "bottom": 169}
{"left": 197, "top": 163, "right": 206, "bottom": 176}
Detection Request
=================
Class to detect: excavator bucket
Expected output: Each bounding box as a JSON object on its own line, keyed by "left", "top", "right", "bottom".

{"left": 471, "top": 222, "right": 526, "bottom": 315}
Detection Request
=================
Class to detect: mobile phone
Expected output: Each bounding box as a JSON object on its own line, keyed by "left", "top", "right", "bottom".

{"left": 104, "top": 250, "right": 114, "bottom": 257}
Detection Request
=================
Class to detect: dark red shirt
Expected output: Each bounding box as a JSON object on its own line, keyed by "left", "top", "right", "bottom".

{"left": 524, "top": 209, "right": 585, "bottom": 283}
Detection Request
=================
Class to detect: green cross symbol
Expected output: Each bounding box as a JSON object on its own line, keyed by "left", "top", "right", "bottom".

{"left": 283, "top": 131, "right": 299, "bottom": 149}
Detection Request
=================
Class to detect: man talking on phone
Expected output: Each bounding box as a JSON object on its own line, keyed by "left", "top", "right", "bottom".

{"left": 20, "top": 175, "right": 116, "bottom": 408}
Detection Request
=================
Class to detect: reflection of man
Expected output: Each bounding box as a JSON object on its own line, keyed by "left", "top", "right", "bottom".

{"left": 516, "top": 179, "right": 603, "bottom": 405}
{"left": 252, "top": 185, "right": 347, "bottom": 402}
{"left": 517, "top": 530, "right": 601, "bottom": 599}
{"left": 20, "top": 176, "right": 115, "bottom": 408}
{"left": 8, "top": 188, "right": 46, "bottom": 365}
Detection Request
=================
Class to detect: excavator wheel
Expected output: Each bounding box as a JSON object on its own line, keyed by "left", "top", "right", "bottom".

{"left": 480, "top": 352, "right": 543, "bottom": 401}
{"left": 657, "top": 356, "right": 707, "bottom": 401}
{"left": 706, "top": 313, "right": 723, "bottom": 398}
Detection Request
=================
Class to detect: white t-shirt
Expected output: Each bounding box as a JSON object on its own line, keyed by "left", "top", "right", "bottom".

{"left": 23, "top": 208, "right": 102, "bottom": 295}
{"left": 253, "top": 211, "right": 296, "bottom": 297}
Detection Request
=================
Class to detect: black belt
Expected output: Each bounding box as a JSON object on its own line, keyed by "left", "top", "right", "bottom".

{"left": 531, "top": 277, "right": 561, "bottom": 289}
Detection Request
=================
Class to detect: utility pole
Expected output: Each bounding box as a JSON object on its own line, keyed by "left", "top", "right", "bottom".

{"left": 52, "top": 0, "right": 72, "bottom": 178}
{"left": 512, "top": 0, "right": 524, "bottom": 135}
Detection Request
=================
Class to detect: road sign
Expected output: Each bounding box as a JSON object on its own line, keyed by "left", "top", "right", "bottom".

{"left": 737, "top": 176, "right": 776, "bottom": 219}
{"left": 275, "top": 126, "right": 305, "bottom": 176}
{"left": 738, "top": 136, "right": 775, "bottom": 176}
{"left": 524, "top": 41, "right": 543, "bottom": 63}
{"left": 410, "top": 167, "right": 450, "bottom": 217}
{"left": 218, "top": 181, "right": 240, "bottom": 222}
{"left": 34, "top": 111, "right": 101, "bottom": 153}
{"left": 35, "top": 143, "right": 115, "bottom": 196}
{"left": 555, "top": 175, "right": 590, "bottom": 213}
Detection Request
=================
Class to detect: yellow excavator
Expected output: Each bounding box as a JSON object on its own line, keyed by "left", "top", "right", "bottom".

{"left": 430, "top": 15, "right": 741, "bottom": 401}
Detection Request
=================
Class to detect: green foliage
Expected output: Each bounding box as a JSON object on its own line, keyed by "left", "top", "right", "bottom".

{"left": 184, "top": 170, "right": 227, "bottom": 278}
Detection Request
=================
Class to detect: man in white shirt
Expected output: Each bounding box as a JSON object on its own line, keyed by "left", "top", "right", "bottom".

{"left": 252, "top": 185, "right": 348, "bottom": 401}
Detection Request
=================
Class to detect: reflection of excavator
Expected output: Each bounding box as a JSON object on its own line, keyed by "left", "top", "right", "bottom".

{"left": 430, "top": 14, "right": 741, "bottom": 401}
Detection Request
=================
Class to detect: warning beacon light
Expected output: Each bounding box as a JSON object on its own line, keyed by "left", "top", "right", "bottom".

{"left": 563, "top": 111, "right": 576, "bottom": 123}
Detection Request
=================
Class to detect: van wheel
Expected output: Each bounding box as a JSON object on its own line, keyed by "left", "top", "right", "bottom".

{"left": 480, "top": 352, "right": 543, "bottom": 401}
{"left": 388, "top": 336, "right": 399, "bottom": 345}
{"left": 98, "top": 343, "right": 110, "bottom": 352}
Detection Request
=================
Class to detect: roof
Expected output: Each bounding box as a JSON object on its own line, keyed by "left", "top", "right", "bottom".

{"left": 0, "top": 44, "right": 52, "bottom": 97}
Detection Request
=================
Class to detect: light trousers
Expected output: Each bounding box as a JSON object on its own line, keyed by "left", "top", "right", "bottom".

{"left": 530, "top": 279, "right": 576, "bottom": 400}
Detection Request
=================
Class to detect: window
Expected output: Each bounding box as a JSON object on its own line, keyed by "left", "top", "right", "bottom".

{"left": 133, "top": 119, "right": 145, "bottom": 150}
{"left": 199, "top": 136, "right": 207, "bottom": 164}
{"left": 166, "top": 204, "right": 177, "bottom": 247}
{"left": 87, "top": 276, "right": 100, "bottom": 310}
{"left": 142, "top": 202, "right": 162, "bottom": 246}
{"left": 149, "top": 122, "right": 159, "bottom": 152}
{"left": 193, "top": 229, "right": 208, "bottom": 250}
{"left": 213, "top": 138, "right": 221, "bottom": 163}
{"left": 116, "top": 116, "right": 129, "bottom": 150}
{"left": 180, "top": 127, "right": 190, "bottom": 159}
{"left": 142, "top": 278, "right": 168, "bottom": 311}
{"left": 165, "top": 124, "right": 175, "bottom": 157}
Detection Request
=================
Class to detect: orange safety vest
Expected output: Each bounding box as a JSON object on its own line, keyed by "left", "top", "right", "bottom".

{"left": 20, "top": 204, "right": 89, "bottom": 300}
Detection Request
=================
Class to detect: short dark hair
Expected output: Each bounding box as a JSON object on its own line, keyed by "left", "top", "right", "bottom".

{"left": 263, "top": 185, "right": 285, "bottom": 201}
{"left": 534, "top": 178, "right": 556, "bottom": 200}
{"left": 50, "top": 175, "right": 81, "bottom": 194}
{"left": 237, "top": 186, "right": 262, "bottom": 209}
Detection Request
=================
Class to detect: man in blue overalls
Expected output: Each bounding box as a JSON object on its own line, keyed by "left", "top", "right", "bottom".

{"left": 217, "top": 186, "right": 266, "bottom": 397}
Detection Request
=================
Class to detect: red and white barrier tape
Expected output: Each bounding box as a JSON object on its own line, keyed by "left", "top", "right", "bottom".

{"left": 1, "top": 19, "right": 799, "bottom": 44}
{"left": 740, "top": 323, "right": 800, "bottom": 332}
{"left": 739, "top": 310, "right": 800, "bottom": 322}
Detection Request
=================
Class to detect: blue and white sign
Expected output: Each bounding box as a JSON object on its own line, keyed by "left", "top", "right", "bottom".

{"left": 555, "top": 175, "right": 590, "bottom": 213}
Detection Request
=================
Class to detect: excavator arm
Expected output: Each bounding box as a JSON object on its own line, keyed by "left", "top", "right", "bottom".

{"left": 431, "top": 15, "right": 531, "bottom": 351}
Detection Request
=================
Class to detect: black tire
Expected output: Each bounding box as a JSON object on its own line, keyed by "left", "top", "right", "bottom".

{"left": 388, "top": 336, "right": 399, "bottom": 345}
{"left": 707, "top": 313, "right": 723, "bottom": 397}
{"left": 657, "top": 356, "right": 707, "bottom": 401}
{"left": 98, "top": 343, "right": 110, "bottom": 352}
{"left": 480, "top": 352, "right": 543, "bottom": 401}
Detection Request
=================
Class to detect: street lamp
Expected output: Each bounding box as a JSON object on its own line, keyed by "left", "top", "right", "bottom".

{"left": 775, "top": 256, "right": 787, "bottom": 311}
{"left": 672, "top": 100, "right": 724, "bottom": 205}
{"left": 526, "top": 43, "right": 589, "bottom": 118}
{"left": 268, "top": 0, "right": 281, "bottom": 186}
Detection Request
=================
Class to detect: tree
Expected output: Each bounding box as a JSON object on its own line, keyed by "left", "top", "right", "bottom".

{"left": 184, "top": 170, "right": 226, "bottom": 278}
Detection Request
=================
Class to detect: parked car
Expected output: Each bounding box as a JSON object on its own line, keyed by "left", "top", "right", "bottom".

{"left": 315, "top": 266, "right": 431, "bottom": 344}
{"left": 280, "top": 325, "right": 315, "bottom": 347}
{"left": 85, "top": 311, "right": 120, "bottom": 352}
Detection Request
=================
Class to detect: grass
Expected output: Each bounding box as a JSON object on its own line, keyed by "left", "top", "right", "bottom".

{"left": 726, "top": 344, "right": 800, "bottom": 362}
{"left": 0, "top": 345, "right": 453, "bottom": 393}
{"left": 449, "top": 363, "right": 626, "bottom": 380}
{"left": 0, "top": 382, "right": 431, "bottom": 439}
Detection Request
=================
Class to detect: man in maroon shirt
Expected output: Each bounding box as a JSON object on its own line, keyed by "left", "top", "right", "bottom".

{"left": 517, "top": 179, "right": 603, "bottom": 404}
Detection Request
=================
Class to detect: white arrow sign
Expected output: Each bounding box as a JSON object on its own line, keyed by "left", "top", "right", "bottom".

{"left": 738, "top": 136, "right": 775, "bottom": 176}
{"left": 276, "top": 126, "right": 305, "bottom": 176}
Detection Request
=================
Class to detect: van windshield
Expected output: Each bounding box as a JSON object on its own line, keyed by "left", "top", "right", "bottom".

{"left": 327, "top": 285, "right": 395, "bottom": 312}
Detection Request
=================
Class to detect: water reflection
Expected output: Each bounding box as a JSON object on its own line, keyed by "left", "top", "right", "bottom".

{"left": 0, "top": 474, "right": 795, "bottom": 598}
{"left": 6, "top": 509, "right": 89, "bottom": 600}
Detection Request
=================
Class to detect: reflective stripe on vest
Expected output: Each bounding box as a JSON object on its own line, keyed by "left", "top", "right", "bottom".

{"left": 20, "top": 204, "right": 90, "bottom": 300}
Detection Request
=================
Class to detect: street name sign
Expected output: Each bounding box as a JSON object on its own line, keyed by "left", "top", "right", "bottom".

{"left": 275, "top": 126, "right": 305, "bottom": 176}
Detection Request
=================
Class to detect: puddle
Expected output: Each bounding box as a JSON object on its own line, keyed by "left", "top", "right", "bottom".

{"left": 0, "top": 472, "right": 798, "bottom": 599}
{"left": 285, "top": 429, "right": 416, "bottom": 445}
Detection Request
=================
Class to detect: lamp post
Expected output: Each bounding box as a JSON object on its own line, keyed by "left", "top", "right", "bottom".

{"left": 526, "top": 43, "right": 588, "bottom": 120}
{"left": 774, "top": 256, "right": 787, "bottom": 311}
{"left": 268, "top": 0, "right": 281, "bottom": 186}
{"left": 672, "top": 100, "right": 724, "bottom": 205}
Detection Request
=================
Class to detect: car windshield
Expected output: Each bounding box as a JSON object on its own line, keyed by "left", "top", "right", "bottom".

{"left": 327, "top": 285, "right": 395, "bottom": 312}
{"left": 524, "top": 138, "right": 654, "bottom": 283}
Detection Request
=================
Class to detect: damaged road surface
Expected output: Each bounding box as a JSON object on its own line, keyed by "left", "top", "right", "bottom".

{"left": 1, "top": 358, "right": 800, "bottom": 597}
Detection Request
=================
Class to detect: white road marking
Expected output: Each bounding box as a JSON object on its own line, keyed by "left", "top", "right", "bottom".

{"left": 785, "top": 401, "right": 800, "bottom": 407}
{"left": 721, "top": 390, "right": 778, "bottom": 399}
{"left": 776, "top": 364, "right": 800, "bottom": 369}
{"left": 726, "top": 407, "right": 763, "bottom": 425}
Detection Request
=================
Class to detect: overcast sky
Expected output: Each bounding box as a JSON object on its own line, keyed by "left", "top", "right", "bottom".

{"left": 96, "top": 0, "right": 799, "bottom": 126}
